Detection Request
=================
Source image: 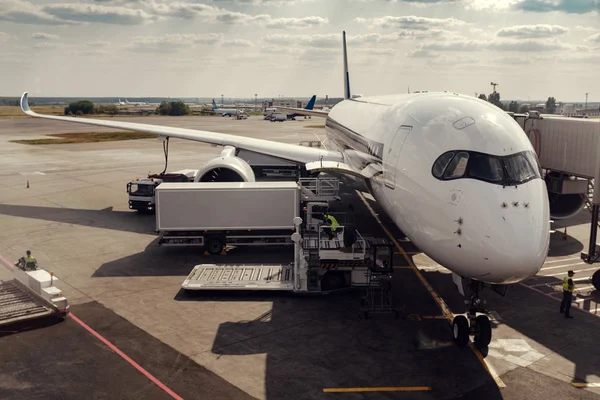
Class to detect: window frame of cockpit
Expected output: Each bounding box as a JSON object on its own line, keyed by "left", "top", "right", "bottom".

{"left": 431, "top": 149, "right": 541, "bottom": 186}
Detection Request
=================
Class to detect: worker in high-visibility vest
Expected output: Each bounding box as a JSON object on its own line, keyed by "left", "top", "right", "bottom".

{"left": 559, "top": 270, "right": 575, "bottom": 319}
{"left": 24, "top": 250, "right": 38, "bottom": 270}
{"left": 322, "top": 213, "right": 339, "bottom": 240}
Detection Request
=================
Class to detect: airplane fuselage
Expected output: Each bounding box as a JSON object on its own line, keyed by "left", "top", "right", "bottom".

{"left": 324, "top": 92, "right": 550, "bottom": 285}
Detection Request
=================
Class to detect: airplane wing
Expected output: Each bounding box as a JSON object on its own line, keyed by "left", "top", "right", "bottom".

{"left": 20, "top": 92, "right": 343, "bottom": 164}
{"left": 276, "top": 106, "right": 329, "bottom": 119}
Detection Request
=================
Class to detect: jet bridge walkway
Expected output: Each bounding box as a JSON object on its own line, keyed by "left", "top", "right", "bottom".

{"left": 511, "top": 113, "right": 600, "bottom": 289}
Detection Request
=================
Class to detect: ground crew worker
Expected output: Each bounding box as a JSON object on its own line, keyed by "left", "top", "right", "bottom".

{"left": 24, "top": 250, "right": 37, "bottom": 270}
{"left": 559, "top": 270, "right": 575, "bottom": 319}
{"left": 322, "top": 213, "right": 339, "bottom": 240}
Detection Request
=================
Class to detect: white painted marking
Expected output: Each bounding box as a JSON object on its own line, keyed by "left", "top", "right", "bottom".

{"left": 540, "top": 267, "right": 598, "bottom": 277}
{"left": 520, "top": 351, "right": 546, "bottom": 363}
{"left": 504, "top": 354, "right": 533, "bottom": 367}
{"left": 575, "top": 285, "right": 597, "bottom": 292}
{"left": 486, "top": 348, "right": 505, "bottom": 359}
{"left": 489, "top": 339, "right": 532, "bottom": 353}
{"left": 541, "top": 262, "right": 585, "bottom": 271}
{"left": 573, "top": 297, "right": 597, "bottom": 304}
{"left": 544, "top": 257, "right": 581, "bottom": 264}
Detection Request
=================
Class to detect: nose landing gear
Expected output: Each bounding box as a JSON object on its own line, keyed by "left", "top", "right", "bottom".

{"left": 452, "top": 279, "right": 492, "bottom": 348}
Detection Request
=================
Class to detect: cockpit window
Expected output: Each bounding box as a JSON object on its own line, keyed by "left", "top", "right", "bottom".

{"left": 443, "top": 152, "right": 469, "bottom": 179}
{"left": 467, "top": 153, "right": 503, "bottom": 183}
{"left": 432, "top": 150, "right": 540, "bottom": 186}
{"left": 432, "top": 152, "right": 455, "bottom": 178}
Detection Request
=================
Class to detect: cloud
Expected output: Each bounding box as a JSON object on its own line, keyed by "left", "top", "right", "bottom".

{"left": 43, "top": 3, "right": 155, "bottom": 25}
{"left": 147, "top": 2, "right": 326, "bottom": 28}
{"left": 487, "top": 38, "right": 570, "bottom": 51}
{"left": 263, "top": 34, "right": 338, "bottom": 48}
{"left": 496, "top": 24, "right": 568, "bottom": 38}
{"left": 300, "top": 48, "right": 338, "bottom": 62}
{"left": 264, "top": 16, "right": 328, "bottom": 29}
{"left": 31, "top": 32, "right": 59, "bottom": 40}
{"left": 513, "top": 0, "right": 600, "bottom": 14}
{"left": 260, "top": 45, "right": 295, "bottom": 54}
{"left": 87, "top": 40, "right": 111, "bottom": 48}
{"left": 222, "top": 39, "right": 254, "bottom": 47}
{"left": 0, "top": 0, "right": 78, "bottom": 25}
{"left": 355, "top": 15, "right": 466, "bottom": 30}
{"left": 496, "top": 55, "right": 534, "bottom": 64}
{"left": 586, "top": 33, "right": 600, "bottom": 42}
{"left": 407, "top": 49, "right": 440, "bottom": 58}
{"left": 357, "top": 48, "right": 395, "bottom": 55}
{"left": 126, "top": 33, "right": 223, "bottom": 52}
{"left": 575, "top": 25, "right": 599, "bottom": 32}
{"left": 33, "top": 42, "right": 62, "bottom": 49}
{"left": 0, "top": 32, "right": 17, "bottom": 42}
{"left": 466, "top": 0, "right": 520, "bottom": 10}
{"left": 421, "top": 39, "right": 486, "bottom": 51}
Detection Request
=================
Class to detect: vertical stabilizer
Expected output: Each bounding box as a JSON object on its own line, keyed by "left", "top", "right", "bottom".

{"left": 305, "top": 95, "right": 316, "bottom": 110}
{"left": 343, "top": 31, "right": 351, "bottom": 100}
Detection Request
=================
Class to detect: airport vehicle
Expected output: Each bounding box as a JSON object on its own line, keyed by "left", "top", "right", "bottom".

{"left": 155, "top": 179, "right": 340, "bottom": 254}
{"left": 127, "top": 169, "right": 198, "bottom": 212}
{"left": 18, "top": 31, "right": 552, "bottom": 348}
{"left": 0, "top": 260, "right": 69, "bottom": 327}
{"left": 182, "top": 216, "right": 395, "bottom": 296}
{"left": 269, "top": 113, "right": 287, "bottom": 122}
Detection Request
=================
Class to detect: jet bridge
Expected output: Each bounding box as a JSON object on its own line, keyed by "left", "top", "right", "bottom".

{"left": 511, "top": 113, "right": 600, "bottom": 289}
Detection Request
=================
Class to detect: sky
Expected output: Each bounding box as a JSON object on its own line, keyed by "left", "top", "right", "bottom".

{"left": 0, "top": 0, "right": 599, "bottom": 101}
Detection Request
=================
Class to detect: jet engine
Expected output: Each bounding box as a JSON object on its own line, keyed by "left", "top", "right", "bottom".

{"left": 545, "top": 172, "right": 587, "bottom": 220}
{"left": 195, "top": 146, "right": 256, "bottom": 183}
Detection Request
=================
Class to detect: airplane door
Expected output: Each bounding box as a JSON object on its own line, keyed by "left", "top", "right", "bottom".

{"left": 384, "top": 125, "right": 412, "bottom": 189}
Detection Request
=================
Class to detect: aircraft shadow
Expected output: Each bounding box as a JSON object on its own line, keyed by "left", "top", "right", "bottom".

{"left": 547, "top": 230, "right": 585, "bottom": 257}
{"left": 420, "top": 266, "right": 600, "bottom": 394}
{"left": 92, "top": 244, "right": 295, "bottom": 278}
{"left": 0, "top": 204, "right": 155, "bottom": 235}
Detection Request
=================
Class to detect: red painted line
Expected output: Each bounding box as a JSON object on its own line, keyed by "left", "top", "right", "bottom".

{"left": 69, "top": 313, "right": 184, "bottom": 400}
{"left": 0, "top": 252, "right": 182, "bottom": 399}
{"left": 519, "top": 283, "right": 598, "bottom": 317}
{"left": 0, "top": 253, "right": 16, "bottom": 270}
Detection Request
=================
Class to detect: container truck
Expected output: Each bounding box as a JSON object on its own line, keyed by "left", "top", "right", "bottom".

{"left": 155, "top": 179, "right": 341, "bottom": 254}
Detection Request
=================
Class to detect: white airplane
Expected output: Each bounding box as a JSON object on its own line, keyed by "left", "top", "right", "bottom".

{"left": 18, "top": 31, "right": 550, "bottom": 349}
{"left": 212, "top": 99, "right": 240, "bottom": 117}
{"left": 125, "top": 99, "right": 148, "bottom": 106}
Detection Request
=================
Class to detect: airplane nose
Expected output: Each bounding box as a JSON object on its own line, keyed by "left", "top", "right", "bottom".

{"left": 481, "top": 184, "right": 550, "bottom": 283}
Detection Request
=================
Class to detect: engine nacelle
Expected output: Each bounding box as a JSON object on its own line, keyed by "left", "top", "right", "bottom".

{"left": 545, "top": 172, "right": 587, "bottom": 220}
{"left": 195, "top": 151, "right": 256, "bottom": 183}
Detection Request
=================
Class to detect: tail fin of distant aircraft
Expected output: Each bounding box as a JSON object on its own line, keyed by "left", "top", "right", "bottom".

{"left": 343, "top": 31, "right": 351, "bottom": 100}
{"left": 212, "top": 99, "right": 219, "bottom": 110}
{"left": 305, "top": 95, "right": 316, "bottom": 110}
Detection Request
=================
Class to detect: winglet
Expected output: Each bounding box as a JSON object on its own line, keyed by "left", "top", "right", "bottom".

{"left": 343, "top": 31, "right": 351, "bottom": 100}
{"left": 20, "top": 92, "right": 34, "bottom": 115}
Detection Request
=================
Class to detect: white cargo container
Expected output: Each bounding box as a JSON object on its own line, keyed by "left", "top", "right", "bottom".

{"left": 155, "top": 181, "right": 337, "bottom": 254}
{"left": 156, "top": 181, "right": 300, "bottom": 231}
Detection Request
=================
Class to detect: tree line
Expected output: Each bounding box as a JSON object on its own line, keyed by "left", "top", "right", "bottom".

{"left": 64, "top": 100, "right": 191, "bottom": 116}
{"left": 477, "top": 92, "right": 557, "bottom": 114}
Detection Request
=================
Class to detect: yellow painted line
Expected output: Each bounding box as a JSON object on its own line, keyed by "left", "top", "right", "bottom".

{"left": 356, "top": 190, "right": 506, "bottom": 389}
{"left": 421, "top": 315, "right": 448, "bottom": 319}
{"left": 323, "top": 386, "right": 431, "bottom": 393}
{"left": 572, "top": 382, "right": 600, "bottom": 388}
{"left": 393, "top": 266, "right": 412, "bottom": 269}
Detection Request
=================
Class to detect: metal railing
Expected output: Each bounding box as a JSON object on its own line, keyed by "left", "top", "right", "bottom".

{"left": 299, "top": 177, "right": 340, "bottom": 198}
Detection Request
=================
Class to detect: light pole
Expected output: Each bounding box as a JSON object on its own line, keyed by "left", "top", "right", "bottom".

{"left": 255, "top": 93, "right": 257, "bottom": 112}
{"left": 221, "top": 94, "right": 224, "bottom": 106}
{"left": 585, "top": 92, "right": 589, "bottom": 111}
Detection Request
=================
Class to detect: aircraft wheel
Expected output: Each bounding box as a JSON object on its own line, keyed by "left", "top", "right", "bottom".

{"left": 592, "top": 270, "right": 600, "bottom": 291}
{"left": 474, "top": 315, "right": 492, "bottom": 348}
{"left": 452, "top": 315, "right": 470, "bottom": 347}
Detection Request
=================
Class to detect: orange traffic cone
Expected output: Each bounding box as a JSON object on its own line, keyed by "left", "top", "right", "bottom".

{"left": 26, "top": 180, "right": 29, "bottom": 188}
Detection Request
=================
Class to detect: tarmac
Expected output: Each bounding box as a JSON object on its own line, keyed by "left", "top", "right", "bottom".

{"left": 0, "top": 114, "right": 599, "bottom": 399}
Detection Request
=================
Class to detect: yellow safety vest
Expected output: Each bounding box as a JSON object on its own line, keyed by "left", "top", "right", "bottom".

{"left": 562, "top": 276, "right": 574, "bottom": 292}
{"left": 325, "top": 215, "right": 339, "bottom": 231}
